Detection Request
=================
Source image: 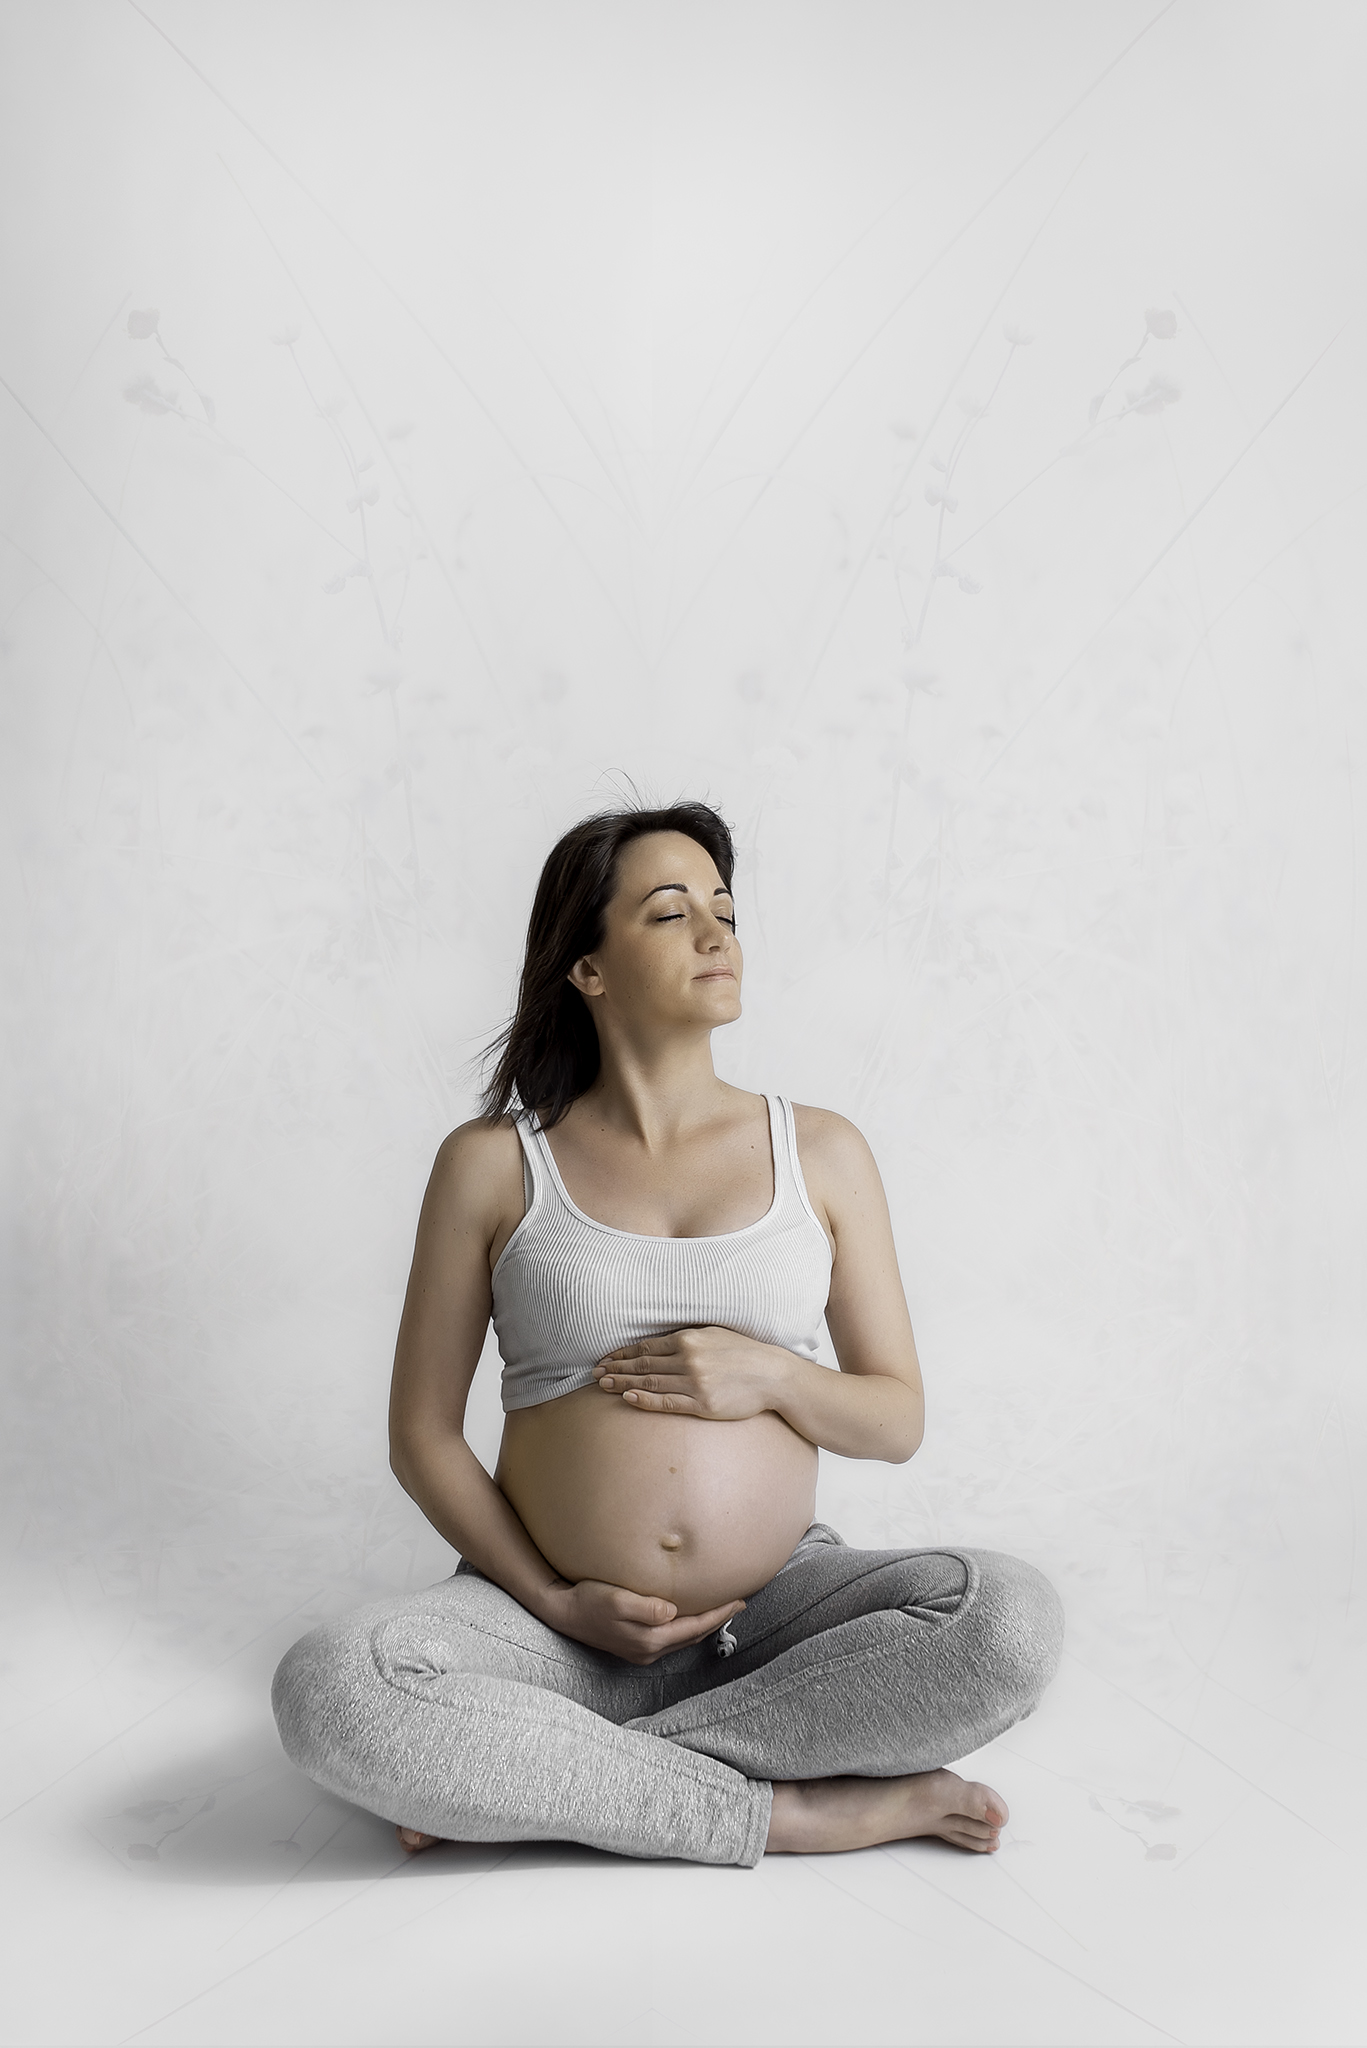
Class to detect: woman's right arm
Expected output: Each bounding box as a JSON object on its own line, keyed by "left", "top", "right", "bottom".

{"left": 387, "top": 1122, "right": 571, "bottom": 1617}
{"left": 386, "top": 1122, "right": 744, "bottom": 1664}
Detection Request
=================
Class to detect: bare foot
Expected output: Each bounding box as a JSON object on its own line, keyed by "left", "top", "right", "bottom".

{"left": 396, "top": 1826, "right": 443, "bottom": 1855}
{"left": 765, "top": 1768, "right": 1008, "bottom": 1855}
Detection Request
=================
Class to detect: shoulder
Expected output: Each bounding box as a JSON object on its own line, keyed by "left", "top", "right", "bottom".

{"left": 789, "top": 1099, "right": 883, "bottom": 1208}
{"left": 426, "top": 1113, "right": 526, "bottom": 1220}
{"left": 789, "top": 1101, "right": 878, "bottom": 1169}
{"left": 434, "top": 1111, "right": 524, "bottom": 1168}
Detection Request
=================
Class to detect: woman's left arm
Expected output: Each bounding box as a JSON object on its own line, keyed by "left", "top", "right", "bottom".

{"left": 593, "top": 1107, "right": 925, "bottom": 1463}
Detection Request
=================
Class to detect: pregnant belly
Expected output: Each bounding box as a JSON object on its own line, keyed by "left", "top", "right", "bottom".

{"left": 495, "top": 1384, "right": 819, "bottom": 1613}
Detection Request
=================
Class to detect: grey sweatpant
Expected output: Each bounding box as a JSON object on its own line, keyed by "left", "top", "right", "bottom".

{"left": 272, "top": 1524, "right": 1063, "bottom": 1868}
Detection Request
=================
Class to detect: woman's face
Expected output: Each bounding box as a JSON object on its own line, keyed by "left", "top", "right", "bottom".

{"left": 568, "top": 831, "right": 742, "bottom": 1029}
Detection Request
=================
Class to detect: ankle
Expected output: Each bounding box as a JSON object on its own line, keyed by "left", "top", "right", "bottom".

{"left": 765, "top": 1782, "right": 792, "bottom": 1854}
{"left": 764, "top": 1779, "right": 822, "bottom": 1854}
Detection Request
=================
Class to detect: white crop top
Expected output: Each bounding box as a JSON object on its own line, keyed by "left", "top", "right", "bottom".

{"left": 490, "top": 1093, "right": 834, "bottom": 1412}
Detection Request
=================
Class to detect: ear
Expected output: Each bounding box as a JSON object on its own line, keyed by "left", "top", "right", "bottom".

{"left": 567, "top": 957, "right": 602, "bottom": 999}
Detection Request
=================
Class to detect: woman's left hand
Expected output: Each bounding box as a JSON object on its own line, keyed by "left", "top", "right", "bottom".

{"left": 592, "top": 1326, "right": 791, "bottom": 1420}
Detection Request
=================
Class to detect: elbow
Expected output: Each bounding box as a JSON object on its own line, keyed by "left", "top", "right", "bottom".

{"left": 861, "top": 1422, "right": 922, "bottom": 1465}
{"left": 848, "top": 1383, "right": 923, "bottom": 1464}
{"left": 390, "top": 1419, "right": 465, "bottom": 1488}
{"left": 889, "top": 1394, "right": 925, "bottom": 1464}
{"left": 880, "top": 1427, "right": 922, "bottom": 1466}
{"left": 389, "top": 1425, "right": 423, "bottom": 1491}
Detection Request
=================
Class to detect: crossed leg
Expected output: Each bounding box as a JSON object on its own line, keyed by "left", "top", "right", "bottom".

{"left": 380, "top": 1533, "right": 1063, "bottom": 1863}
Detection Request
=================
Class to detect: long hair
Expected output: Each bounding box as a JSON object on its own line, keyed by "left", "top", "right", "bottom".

{"left": 478, "top": 799, "right": 737, "bottom": 1129}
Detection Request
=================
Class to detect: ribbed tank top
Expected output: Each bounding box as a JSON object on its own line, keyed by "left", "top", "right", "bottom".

{"left": 491, "top": 1094, "right": 834, "bottom": 1413}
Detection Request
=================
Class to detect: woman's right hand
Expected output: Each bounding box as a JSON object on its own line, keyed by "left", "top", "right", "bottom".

{"left": 541, "top": 1578, "right": 745, "bottom": 1666}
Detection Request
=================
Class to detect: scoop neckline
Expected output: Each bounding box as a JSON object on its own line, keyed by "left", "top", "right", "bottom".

{"left": 529, "top": 1092, "right": 783, "bottom": 1243}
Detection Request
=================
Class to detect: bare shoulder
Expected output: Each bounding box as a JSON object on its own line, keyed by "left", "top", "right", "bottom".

{"left": 789, "top": 1102, "right": 886, "bottom": 1226}
{"left": 434, "top": 1110, "right": 522, "bottom": 1167}
{"left": 426, "top": 1112, "right": 525, "bottom": 1222}
{"left": 790, "top": 1101, "right": 879, "bottom": 1169}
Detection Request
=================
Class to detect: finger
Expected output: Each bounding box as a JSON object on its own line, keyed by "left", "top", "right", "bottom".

{"left": 642, "top": 1597, "right": 746, "bottom": 1646}
{"left": 597, "top": 1372, "right": 693, "bottom": 1393}
{"left": 610, "top": 1588, "right": 678, "bottom": 1625}
{"left": 593, "top": 1354, "right": 685, "bottom": 1381}
{"left": 620, "top": 1604, "right": 743, "bottom": 1653}
{"left": 622, "top": 1390, "right": 702, "bottom": 1413}
{"left": 597, "top": 1336, "right": 678, "bottom": 1364}
{"left": 649, "top": 1617, "right": 732, "bottom": 1650}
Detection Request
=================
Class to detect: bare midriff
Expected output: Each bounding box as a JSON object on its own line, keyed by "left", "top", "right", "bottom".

{"left": 495, "top": 1383, "right": 818, "bottom": 1612}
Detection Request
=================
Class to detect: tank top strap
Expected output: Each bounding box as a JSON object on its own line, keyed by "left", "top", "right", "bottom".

{"left": 772, "top": 1093, "right": 826, "bottom": 1237}
{"left": 511, "top": 1104, "right": 545, "bottom": 1216}
{"left": 763, "top": 1092, "right": 791, "bottom": 1207}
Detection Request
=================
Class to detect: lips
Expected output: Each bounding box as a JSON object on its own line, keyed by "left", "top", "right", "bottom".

{"left": 696, "top": 969, "right": 735, "bottom": 980}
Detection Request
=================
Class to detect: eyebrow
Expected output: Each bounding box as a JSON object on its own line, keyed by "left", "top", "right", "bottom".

{"left": 639, "top": 883, "right": 734, "bottom": 905}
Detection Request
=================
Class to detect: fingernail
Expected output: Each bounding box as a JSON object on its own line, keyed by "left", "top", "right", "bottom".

{"left": 601, "top": 1376, "right": 614, "bottom": 1388}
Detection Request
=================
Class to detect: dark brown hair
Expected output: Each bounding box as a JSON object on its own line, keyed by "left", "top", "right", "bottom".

{"left": 478, "top": 799, "right": 736, "bottom": 1129}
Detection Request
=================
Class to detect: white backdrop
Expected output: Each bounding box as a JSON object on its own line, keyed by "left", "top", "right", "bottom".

{"left": 3, "top": 5, "right": 1364, "bottom": 2034}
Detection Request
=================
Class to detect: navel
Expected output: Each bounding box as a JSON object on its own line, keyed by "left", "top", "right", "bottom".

{"left": 659, "top": 1533, "right": 683, "bottom": 1552}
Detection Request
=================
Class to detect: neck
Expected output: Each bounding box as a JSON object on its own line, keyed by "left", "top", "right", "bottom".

{"left": 574, "top": 1033, "right": 735, "bottom": 1147}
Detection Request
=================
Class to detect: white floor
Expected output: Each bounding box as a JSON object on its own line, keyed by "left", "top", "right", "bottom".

{"left": 3, "top": 1546, "right": 1363, "bottom": 2048}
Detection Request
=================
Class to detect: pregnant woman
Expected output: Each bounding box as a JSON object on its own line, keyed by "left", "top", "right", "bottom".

{"left": 272, "top": 799, "right": 1063, "bottom": 1867}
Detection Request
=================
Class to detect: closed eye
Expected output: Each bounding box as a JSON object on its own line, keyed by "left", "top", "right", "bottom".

{"left": 655, "top": 913, "right": 737, "bottom": 930}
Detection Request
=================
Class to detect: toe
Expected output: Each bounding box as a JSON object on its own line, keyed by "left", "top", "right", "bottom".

{"left": 963, "top": 1779, "right": 1009, "bottom": 1828}
{"left": 944, "top": 1826, "right": 996, "bottom": 1852}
